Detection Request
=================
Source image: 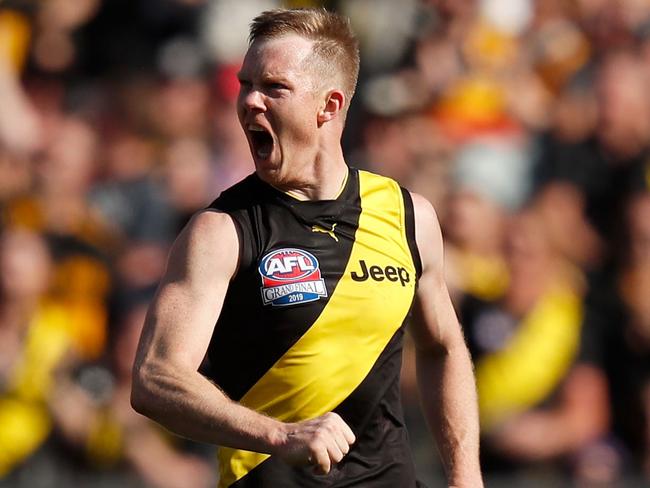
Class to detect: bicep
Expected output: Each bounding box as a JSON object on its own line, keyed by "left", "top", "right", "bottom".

{"left": 134, "top": 211, "right": 239, "bottom": 372}
{"left": 409, "top": 193, "right": 463, "bottom": 351}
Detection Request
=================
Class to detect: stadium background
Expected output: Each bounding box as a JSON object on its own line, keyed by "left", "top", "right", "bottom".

{"left": 1, "top": 0, "right": 650, "bottom": 486}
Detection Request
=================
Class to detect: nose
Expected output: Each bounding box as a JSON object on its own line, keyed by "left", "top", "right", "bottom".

{"left": 239, "top": 86, "right": 266, "bottom": 113}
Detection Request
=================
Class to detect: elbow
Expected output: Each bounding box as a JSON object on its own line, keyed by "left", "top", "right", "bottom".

{"left": 130, "top": 383, "right": 149, "bottom": 416}
{"left": 130, "top": 363, "right": 159, "bottom": 417}
{"left": 414, "top": 331, "right": 467, "bottom": 360}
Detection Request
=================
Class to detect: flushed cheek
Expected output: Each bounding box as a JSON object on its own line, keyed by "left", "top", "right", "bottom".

{"left": 282, "top": 110, "right": 315, "bottom": 141}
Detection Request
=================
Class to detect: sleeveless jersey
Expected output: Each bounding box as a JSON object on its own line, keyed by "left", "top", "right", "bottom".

{"left": 206, "top": 167, "right": 423, "bottom": 487}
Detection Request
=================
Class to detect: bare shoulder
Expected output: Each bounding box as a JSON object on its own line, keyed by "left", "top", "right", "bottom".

{"left": 180, "top": 210, "right": 238, "bottom": 248}
{"left": 165, "top": 210, "right": 240, "bottom": 284}
{"left": 133, "top": 210, "right": 239, "bottom": 371}
{"left": 409, "top": 192, "right": 443, "bottom": 273}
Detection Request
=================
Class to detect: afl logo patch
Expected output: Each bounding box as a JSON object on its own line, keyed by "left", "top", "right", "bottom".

{"left": 259, "top": 248, "right": 327, "bottom": 307}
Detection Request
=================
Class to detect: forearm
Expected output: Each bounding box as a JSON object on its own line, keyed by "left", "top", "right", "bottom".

{"left": 131, "top": 360, "right": 284, "bottom": 454}
{"left": 491, "top": 411, "right": 590, "bottom": 461}
{"left": 491, "top": 364, "right": 609, "bottom": 461}
{"left": 416, "top": 340, "right": 482, "bottom": 487}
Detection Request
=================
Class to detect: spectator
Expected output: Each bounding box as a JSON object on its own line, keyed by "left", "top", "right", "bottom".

{"left": 0, "top": 228, "right": 78, "bottom": 479}
{"left": 50, "top": 299, "right": 215, "bottom": 488}
{"left": 461, "top": 210, "right": 607, "bottom": 482}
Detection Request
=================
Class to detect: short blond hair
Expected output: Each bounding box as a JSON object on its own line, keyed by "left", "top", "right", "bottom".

{"left": 249, "top": 8, "right": 360, "bottom": 104}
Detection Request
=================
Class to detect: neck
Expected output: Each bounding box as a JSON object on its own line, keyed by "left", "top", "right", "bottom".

{"left": 267, "top": 144, "right": 348, "bottom": 201}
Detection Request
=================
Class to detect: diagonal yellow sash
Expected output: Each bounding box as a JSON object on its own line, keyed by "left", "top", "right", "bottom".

{"left": 218, "top": 171, "right": 417, "bottom": 487}
{"left": 476, "top": 283, "right": 583, "bottom": 430}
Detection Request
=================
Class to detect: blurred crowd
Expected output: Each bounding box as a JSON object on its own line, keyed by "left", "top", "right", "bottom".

{"left": 1, "top": 0, "right": 650, "bottom": 487}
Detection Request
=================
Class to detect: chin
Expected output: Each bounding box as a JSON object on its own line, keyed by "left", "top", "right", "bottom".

{"left": 252, "top": 146, "right": 282, "bottom": 168}
{"left": 253, "top": 156, "right": 283, "bottom": 181}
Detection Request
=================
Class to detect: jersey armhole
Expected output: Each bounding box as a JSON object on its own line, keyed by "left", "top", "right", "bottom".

{"left": 400, "top": 188, "right": 423, "bottom": 279}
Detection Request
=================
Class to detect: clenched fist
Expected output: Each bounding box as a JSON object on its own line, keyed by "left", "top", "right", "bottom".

{"left": 273, "top": 412, "right": 356, "bottom": 474}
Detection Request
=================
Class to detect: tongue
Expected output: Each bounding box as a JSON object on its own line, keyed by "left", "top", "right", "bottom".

{"left": 256, "top": 134, "right": 273, "bottom": 159}
{"left": 257, "top": 142, "right": 272, "bottom": 159}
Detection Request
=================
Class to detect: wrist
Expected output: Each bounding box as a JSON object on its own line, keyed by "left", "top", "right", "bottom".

{"left": 265, "top": 419, "right": 290, "bottom": 455}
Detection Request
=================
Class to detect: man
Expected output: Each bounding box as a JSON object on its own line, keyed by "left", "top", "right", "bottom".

{"left": 131, "top": 8, "right": 482, "bottom": 488}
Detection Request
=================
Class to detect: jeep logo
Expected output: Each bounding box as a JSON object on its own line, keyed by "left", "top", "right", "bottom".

{"left": 350, "top": 260, "right": 410, "bottom": 286}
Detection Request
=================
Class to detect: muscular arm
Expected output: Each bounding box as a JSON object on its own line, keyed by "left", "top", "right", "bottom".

{"left": 409, "top": 193, "right": 483, "bottom": 487}
{"left": 131, "top": 211, "right": 354, "bottom": 473}
{"left": 131, "top": 211, "right": 283, "bottom": 450}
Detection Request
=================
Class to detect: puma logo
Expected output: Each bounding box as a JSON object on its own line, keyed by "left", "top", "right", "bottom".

{"left": 311, "top": 223, "right": 338, "bottom": 242}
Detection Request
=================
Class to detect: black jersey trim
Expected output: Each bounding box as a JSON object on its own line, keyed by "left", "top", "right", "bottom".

{"left": 400, "top": 188, "right": 423, "bottom": 279}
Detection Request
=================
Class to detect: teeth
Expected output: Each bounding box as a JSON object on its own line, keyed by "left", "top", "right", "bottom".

{"left": 247, "top": 124, "right": 266, "bottom": 132}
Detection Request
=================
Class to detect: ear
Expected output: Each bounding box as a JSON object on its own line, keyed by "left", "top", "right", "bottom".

{"left": 317, "top": 89, "right": 345, "bottom": 126}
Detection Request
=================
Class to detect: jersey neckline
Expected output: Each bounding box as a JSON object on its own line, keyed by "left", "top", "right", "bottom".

{"left": 253, "top": 166, "right": 356, "bottom": 206}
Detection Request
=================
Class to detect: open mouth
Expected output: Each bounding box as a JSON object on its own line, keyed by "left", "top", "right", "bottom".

{"left": 248, "top": 124, "right": 274, "bottom": 160}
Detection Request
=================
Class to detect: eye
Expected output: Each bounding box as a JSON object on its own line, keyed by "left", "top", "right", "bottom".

{"left": 238, "top": 78, "right": 252, "bottom": 89}
{"left": 267, "top": 82, "right": 287, "bottom": 91}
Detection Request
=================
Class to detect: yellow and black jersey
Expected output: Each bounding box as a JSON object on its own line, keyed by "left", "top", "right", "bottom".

{"left": 206, "top": 167, "right": 425, "bottom": 488}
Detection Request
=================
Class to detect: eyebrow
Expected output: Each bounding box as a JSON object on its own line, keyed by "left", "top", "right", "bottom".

{"left": 260, "top": 73, "right": 291, "bottom": 84}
